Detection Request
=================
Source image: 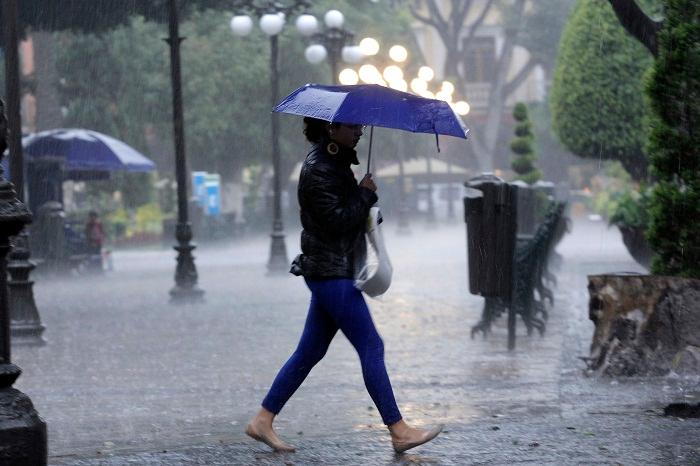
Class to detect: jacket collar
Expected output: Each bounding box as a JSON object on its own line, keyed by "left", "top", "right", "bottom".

{"left": 313, "top": 137, "right": 359, "bottom": 166}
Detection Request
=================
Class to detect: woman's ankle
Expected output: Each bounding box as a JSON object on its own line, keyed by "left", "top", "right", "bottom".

{"left": 388, "top": 419, "right": 409, "bottom": 437}
{"left": 254, "top": 407, "right": 276, "bottom": 425}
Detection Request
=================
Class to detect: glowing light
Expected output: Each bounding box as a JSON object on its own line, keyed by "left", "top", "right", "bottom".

{"left": 389, "top": 79, "right": 408, "bottom": 92}
{"left": 359, "top": 37, "right": 380, "bottom": 56}
{"left": 382, "top": 65, "right": 404, "bottom": 83}
{"left": 435, "top": 91, "right": 453, "bottom": 103}
{"left": 410, "top": 78, "right": 427, "bottom": 94}
{"left": 421, "top": 90, "right": 435, "bottom": 99}
{"left": 358, "top": 64, "right": 381, "bottom": 84}
{"left": 305, "top": 44, "right": 327, "bottom": 64}
{"left": 389, "top": 45, "right": 408, "bottom": 62}
{"left": 441, "top": 80, "right": 455, "bottom": 95}
{"left": 454, "top": 100, "right": 471, "bottom": 115}
{"left": 338, "top": 68, "right": 359, "bottom": 85}
{"left": 417, "top": 66, "right": 434, "bottom": 82}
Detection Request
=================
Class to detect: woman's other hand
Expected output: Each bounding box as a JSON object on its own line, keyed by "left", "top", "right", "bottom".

{"left": 359, "top": 174, "right": 377, "bottom": 192}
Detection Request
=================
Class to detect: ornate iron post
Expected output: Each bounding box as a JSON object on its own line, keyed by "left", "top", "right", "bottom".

{"left": 425, "top": 151, "right": 436, "bottom": 226}
{"left": 3, "top": 0, "right": 45, "bottom": 345}
{"left": 396, "top": 137, "right": 411, "bottom": 235}
{"left": 0, "top": 95, "right": 47, "bottom": 465}
{"left": 266, "top": 32, "right": 289, "bottom": 273}
{"left": 310, "top": 23, "right": 354, "bottom": 84}
{"left": 166, "top": 0, "right": 204, "bottom": 302}
{"left": 230, "top": 0, "right": 312, "bottom": 274}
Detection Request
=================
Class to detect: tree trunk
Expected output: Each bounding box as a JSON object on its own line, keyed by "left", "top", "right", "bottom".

{"left": 32, "top": 32, "right": 63, "bottom": 131}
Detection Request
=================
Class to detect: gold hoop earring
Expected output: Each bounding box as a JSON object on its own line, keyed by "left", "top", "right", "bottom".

{"left": 326, "top": 142, "right": 339, "bottom": 155}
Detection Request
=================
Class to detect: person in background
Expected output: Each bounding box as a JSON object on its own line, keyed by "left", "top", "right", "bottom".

{"left": 85, "top": 210, "right": 105, "bottom": 271}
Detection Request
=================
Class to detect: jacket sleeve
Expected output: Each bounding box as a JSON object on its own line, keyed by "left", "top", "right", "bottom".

{"left": 304, "top": 164, "right": 378, "bottom": 235}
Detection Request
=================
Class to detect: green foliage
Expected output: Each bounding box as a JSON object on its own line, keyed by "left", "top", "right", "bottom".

{"left": 645, "top": 0, "right": 700, "bottom": 278}
{"left": 510, "top": 103, "right": 540, "bottom": 185}
{"left": 513, "top": 0, "right": 577, "bottom": 71}
{"left": 609, "top": 187, "right": 651, "bottom": 228}
{"left": 550, "top": 0, "right": 653, "bottom": 180}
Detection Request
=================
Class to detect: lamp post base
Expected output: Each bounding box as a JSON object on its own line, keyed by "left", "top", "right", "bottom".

{"left": 10, "top": 322, "right": 46, "bottom": 346}
{"left": 8, "top": 233, "right": 45, "bottom": 346}
{"left": 267, "top": 228, "right": 288, "bottom": 275}
{"left": 0, "top": 364, "right": 47, "bottom": 466}
{"left": 170, "top": 223, "right": 204, "bottom": 304}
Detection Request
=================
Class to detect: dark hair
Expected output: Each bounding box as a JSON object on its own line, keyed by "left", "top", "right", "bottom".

{"left": 303, "top": 117, "right": 340, "bottom": 143}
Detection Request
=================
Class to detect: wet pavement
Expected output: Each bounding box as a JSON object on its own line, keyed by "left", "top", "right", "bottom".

{"left": 12, "top": 216, "right": 700, "bottom": 465}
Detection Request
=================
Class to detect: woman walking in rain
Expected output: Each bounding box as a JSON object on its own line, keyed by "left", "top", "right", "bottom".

{"left": 246, "top": 117, "right": 442, "bottom": 454}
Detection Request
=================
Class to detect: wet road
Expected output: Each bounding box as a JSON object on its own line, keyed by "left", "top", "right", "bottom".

{"left": 13, "top": 217, "right": 700, "bottom": 465}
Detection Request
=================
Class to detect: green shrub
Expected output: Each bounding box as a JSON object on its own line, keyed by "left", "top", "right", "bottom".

{"left": 510, "top": 102, "right": 541, "bottom": 184}
{"left": 646, "top": 0, "right": 700, "bottom": 278}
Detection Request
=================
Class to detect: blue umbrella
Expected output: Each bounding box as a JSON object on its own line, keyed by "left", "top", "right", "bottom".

{"left": 21, "top": 128, "right": 156, "bottom": 173}
{"left": 273, "top": 83, "right": 469, "bottom": 171}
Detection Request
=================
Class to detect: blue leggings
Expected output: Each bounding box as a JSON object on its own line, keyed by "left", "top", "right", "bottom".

{"left": 262, "top": 278, "right": 402, "bottom": 425}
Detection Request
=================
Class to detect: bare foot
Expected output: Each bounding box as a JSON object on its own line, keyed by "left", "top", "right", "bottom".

{"left": 389, "top": 420, "right": 443, "bottom": 453}
{"left": 245, "top": 409, "right": 296, "bottom": 452}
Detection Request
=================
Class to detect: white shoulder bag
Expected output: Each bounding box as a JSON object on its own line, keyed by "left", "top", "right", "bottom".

{"left": 354, "top": 207, "right": 393, "bottom": 298}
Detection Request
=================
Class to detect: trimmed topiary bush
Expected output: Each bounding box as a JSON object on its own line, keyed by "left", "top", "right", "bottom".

{"left": 510, "top": 102, "right": 541, "bottom": 185}
{"left": 550, "top": 0, "right": 652, "bottom": 181}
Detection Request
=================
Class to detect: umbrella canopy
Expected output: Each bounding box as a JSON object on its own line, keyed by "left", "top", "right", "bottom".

{"left": 21, "top": 128, "right": 156, "bottom": 172}
{"left": 273, "top": 83, "right": 469, "bottom": 139}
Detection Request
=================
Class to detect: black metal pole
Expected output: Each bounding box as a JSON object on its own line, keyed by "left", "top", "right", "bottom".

{"left": 447, "top": 159, "right": 455, "bottom": 220}
{"left": 0, "top": 6, "right": 47, "bottom": 456}
{"left": 4, "top": 0, "right": 45, "bottom": 346}
{"left": 267, "top": 34, "right": 289, "bottom": 274}
{"left": 328, "top": 47, "right": 339, "bottom": 85}
{"left": 166, "top": 0, "right": 204, "bottom": 302}
{"left": 396, "top": 137, "right": 410, "bottom": 235}
{"left": 425, "top": 152, "right": 436, "bottom": 226}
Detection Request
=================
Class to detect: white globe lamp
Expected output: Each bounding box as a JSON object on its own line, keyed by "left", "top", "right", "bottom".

{"left": 230, "top": 15, "right": 253, "bottom": 36}
{"left": 260, "top": 13, "right": 285, "bottom": 36}
{"left": 305, "top": 44, "right": 327, "bottom": 64}
{"left": 295, "top": 14, "right": 318, "bottom": 36}
{"left": 324, "top": 10, "right": 344, "bottom": 28}
{"left": 341, "top": 46, "right": 364, "bottom": 64}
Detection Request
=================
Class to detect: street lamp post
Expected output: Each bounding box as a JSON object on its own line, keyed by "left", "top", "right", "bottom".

{"left": 302, "top": 10, "right": 360, "bottom": 84}
{"left": 230, "top": 1, "right": 311, "bottom": 274}
{"left": 166, "top": 0, "right": 204, "bottom": 302}
{"left": 3, "top": 0, "right": 46, "bottom": 346}
{"left": 0, "top": 4, "right": 48, "bottom": 457}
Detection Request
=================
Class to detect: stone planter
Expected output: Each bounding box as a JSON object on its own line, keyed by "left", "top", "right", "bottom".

{"left": 617, "top": 225, "right": 652, "bottom": 269}
{"left": 586, "top": 273, "right": 700, "bottom": 376}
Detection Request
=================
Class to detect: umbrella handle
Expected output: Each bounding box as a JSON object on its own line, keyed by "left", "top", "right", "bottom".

{"left": 366, "top": 126, "right": 374, "bottom": 175}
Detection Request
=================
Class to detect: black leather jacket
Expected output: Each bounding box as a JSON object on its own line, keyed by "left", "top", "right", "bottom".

{"left": 290, "top": 140, "right": 378, "bottom": 278}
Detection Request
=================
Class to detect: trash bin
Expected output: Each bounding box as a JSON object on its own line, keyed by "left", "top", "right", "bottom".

{"left": 463, "top": 173, "right": 518, "bottom": 299}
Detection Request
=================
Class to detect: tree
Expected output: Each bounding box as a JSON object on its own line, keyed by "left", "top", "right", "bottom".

{"left": 408, "top": 0, "right": 575, "bottom": 171}
{"left": 550, "top": 0, "right": 653, "bottom": 181}
{"left": 510, "top": 103, "right": 540, "bottom": 184}
{"left": 642, "top": 0, "right": 699, "bottom": 277}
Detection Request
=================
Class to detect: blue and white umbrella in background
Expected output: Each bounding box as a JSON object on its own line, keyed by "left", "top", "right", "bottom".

{"left": 20, "top": 128, "right": 156, "bottom": 173}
